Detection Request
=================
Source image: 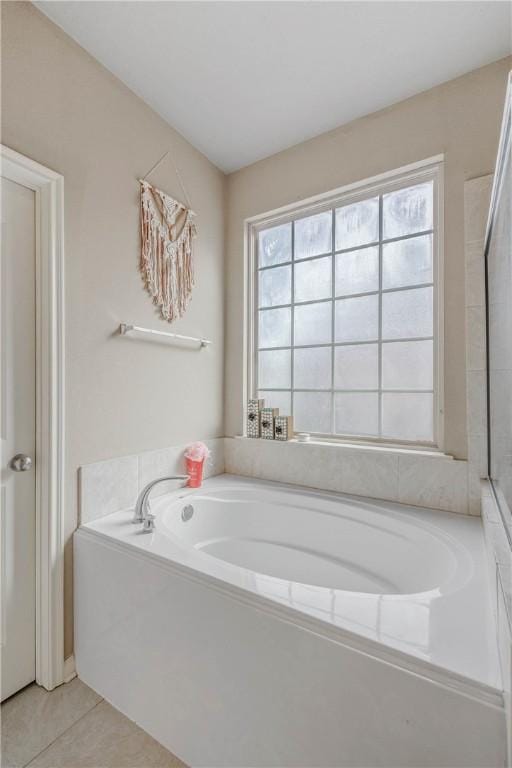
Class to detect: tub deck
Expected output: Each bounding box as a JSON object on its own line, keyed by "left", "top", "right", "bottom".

{"left": 79, "top": 473, "right": 502, "bottom": 698}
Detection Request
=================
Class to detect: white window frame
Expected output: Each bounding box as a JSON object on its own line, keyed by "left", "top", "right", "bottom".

{"left": 245, "top": 156, "right": 445, "bottom": 451}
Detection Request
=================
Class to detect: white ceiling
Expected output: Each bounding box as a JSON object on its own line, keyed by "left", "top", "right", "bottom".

{"left": 35, "top": 1, "right": 511, "bottom": 173}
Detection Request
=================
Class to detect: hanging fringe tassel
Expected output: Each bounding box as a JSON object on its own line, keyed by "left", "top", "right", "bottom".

{"left": 140, "top": 180, "right": 196, "bottom": 323}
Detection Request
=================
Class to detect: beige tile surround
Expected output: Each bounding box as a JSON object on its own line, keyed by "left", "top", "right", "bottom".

{"left": 79, "top": 438, "right": 225, "bottom": 523}
{"left": 80, "top": 436, "right": 470, "bottom": 519}
{"left": 1, "top": 679, "right": 186, "bottom": 768}
{"left": 225, "top": 437, "right": 470, "bottom": 515}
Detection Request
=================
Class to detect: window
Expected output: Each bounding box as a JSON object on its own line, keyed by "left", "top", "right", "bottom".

{"left": 250, "top": 162, "right": 443, "bottom": 446}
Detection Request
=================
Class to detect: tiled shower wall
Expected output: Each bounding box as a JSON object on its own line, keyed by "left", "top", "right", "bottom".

{"left": 464, "top": 174, "right": 493, "bottom": 514}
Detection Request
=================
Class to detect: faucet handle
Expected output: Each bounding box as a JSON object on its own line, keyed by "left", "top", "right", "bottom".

{"left": 141, "top": 513, "right": 156, "bottom": 533}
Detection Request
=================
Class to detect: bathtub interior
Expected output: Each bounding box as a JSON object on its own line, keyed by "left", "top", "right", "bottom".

{"left": 160, "top": 487, "right": 461, "bottom": 594}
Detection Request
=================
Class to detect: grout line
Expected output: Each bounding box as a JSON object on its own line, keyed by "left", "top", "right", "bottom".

{"left": 23, "top": 695, "right": 104, "bottom": 767}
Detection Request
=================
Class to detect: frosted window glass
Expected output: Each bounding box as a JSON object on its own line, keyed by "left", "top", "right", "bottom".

{"left": 335, "top": 393, "right": 379, "bottom": 436}
{"left": 295, "top": 256, "right": 332, "bottom": 302}
{"left": 294, "top": 211, "right": 332, "bottom": 259}
{"left": 335, "top": 295, "right": 378, "bottom": 343}
{"left": 335, "top": 246, "right": 379, "bottom": 296}
{"left": 382, "top": 234, "right": 432, "bottom": 289}
{"left": 259, "top": 265, "right": 291, "bottom": 308}
{"left": 334, "top": 344, "right": 378, "bottom": 390}
{"left": 382, "top": 340, "right": 433, "bottom": 390}
{"left": 258, "top": 223, "right": 291, "bottom": 267}
{"left": 258, "top": 350, "right": 291, "bottom": 389}
{"left": 294, "top": 392, "right": 332, "bottom": 433}
{"left": 258, "top": 390, "right": 291, "bottom": 415}
{"left": 258, "top": 308, "right": 291, "bottom": 349}
{"left": 294, "top": 302, "right": 332, "bottom": 346}
{"left": 382, "top": 287, "right": 432, "bottom": 340}
{"left": 255, "top": 175, "right": 439, "bottom": 445}
{"left": 335, "top": 197, "right": 379, "bottom": 250}
{"left": 294, "top": 347, "right": 332, "bottom": 390}
{"left": 383, "top": 182, "right": 433, "bottom": 239}
{"left": 382, "top": 393, "right": 433, "bottom": 441}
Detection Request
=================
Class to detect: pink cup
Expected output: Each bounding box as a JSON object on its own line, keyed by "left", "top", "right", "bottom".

{"left": 186, "top": 456, "right": 204, "bottom": 488}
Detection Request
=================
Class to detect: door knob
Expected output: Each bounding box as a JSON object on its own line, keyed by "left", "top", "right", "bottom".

{"left": 10, "top": 454, "right": 33, "bottom": 472}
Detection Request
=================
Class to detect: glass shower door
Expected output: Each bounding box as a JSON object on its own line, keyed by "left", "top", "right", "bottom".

{"left": 486, "top": 75, "right": 512, "bottom": 535}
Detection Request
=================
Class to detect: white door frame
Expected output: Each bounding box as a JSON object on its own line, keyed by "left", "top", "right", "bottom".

{"left": 1, "top": 145, "right": 65, "bottom": 690}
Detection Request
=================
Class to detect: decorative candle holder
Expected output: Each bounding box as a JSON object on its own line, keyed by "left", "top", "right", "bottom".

{"left": 247, "top": 398, "right": 264, "bottom": 438}
{"left": 274, "top": 415, "right": 294, "bottom": 441}
{"left": 260, "top": 407, "right": 279, "bottom": 439}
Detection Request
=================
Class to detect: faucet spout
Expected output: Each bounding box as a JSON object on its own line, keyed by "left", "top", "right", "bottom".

{"left": 132, "top": 475, "right": 189, "bottom": 529}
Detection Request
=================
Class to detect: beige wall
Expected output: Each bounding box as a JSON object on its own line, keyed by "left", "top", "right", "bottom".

{"left": 2, "top": 1, "right": 511, "bottom": 660}
{"left": 225, "top": 57, "right": 511, "bottom": 458}
{"left": 1, "top": 2, "right": 226, "bottom": 656}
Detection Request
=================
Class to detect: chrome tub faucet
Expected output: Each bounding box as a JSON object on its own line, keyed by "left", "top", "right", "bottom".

{"left": 133, "top": 475, "right": 189, "bottom": 533}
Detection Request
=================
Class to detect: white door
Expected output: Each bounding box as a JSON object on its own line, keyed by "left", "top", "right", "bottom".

{"left": 1, "top": 177, "right": 36, "bottom": 701}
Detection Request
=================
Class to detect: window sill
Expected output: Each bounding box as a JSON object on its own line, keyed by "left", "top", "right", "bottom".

{"left": 230, "top": 434, "right": 453, "bottom": 460}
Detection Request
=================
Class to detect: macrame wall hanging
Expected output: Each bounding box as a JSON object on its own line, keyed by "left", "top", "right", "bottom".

{"left": 139, "top": 151, "right": 197, "bottom": 323}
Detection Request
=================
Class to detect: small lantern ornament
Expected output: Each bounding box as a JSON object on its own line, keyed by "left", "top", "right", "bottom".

{"left": 274, "top": 416, "right": 294, "bottom": 441}
{"left": 260, "top": 407, "right": 279, "bottom": 439}
{"left": 247, "top": 399, "right": 264, "bottom": 438}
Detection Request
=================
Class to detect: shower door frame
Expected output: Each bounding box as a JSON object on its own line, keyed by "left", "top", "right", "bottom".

{"left": 484, "top": 72, "right": 512, "bottom": 541}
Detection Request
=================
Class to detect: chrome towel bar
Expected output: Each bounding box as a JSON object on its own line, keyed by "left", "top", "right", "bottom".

{"left": 119, "top": 323, "right": 211, "bottom": 348}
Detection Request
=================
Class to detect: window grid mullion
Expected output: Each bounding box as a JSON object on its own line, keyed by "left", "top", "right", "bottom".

{"left": 255, "top": 239, "right": 259, "bottom": 400}
{"left": 378, "top": 194, "right": 383, "bottom": 439}
{"left": 259, "top": 388, "right": 434, "bottom": 394}
{"left": 334, "top": 227, "right": 434, "bottom": 256}
{"left": 258, "top": 335, "right": 434, "bottom": 353}
{"left": 256, "top": 227, "right": 434, "bottom": 273}
{"left": 259, "top": 280, "right": 434, "bottom": 313}
{"left": 330, "top": 209, "right": 336, "bottom": 435}
{"left": 290, "top": 221, "right": 295, "bottom": 423}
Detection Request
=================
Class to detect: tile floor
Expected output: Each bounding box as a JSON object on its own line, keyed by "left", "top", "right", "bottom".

{"left": 1, "top": 677, "right": 186, "bottom": 768}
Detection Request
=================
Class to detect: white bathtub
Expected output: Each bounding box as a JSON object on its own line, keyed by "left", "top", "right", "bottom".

{"left": 75, "top": 474, "right": 506, "bottom": 767}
